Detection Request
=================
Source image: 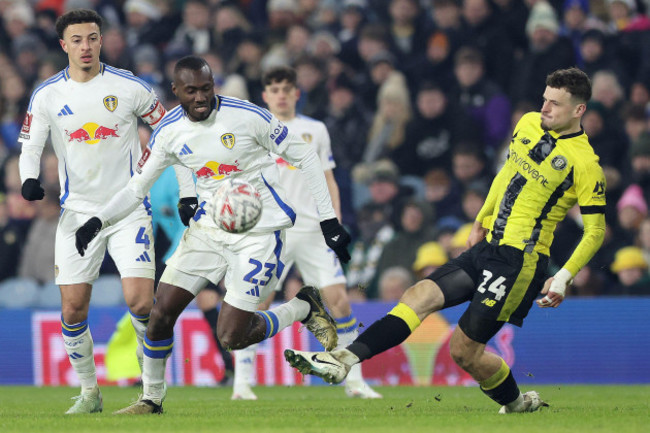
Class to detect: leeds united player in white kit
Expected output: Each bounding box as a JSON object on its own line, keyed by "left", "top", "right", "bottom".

{"left": 18, "top": 9, "right": 195, "bottom": 414}
{"left": 230, "top": 66, "right": 381, "bottom": 400}
{"left": 74, "top": 56, "right": 352, "bottom": 414}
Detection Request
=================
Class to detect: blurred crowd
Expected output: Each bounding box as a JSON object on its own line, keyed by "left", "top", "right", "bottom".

{"left": 2, "top": 0, "right": 650, "bottom": 306}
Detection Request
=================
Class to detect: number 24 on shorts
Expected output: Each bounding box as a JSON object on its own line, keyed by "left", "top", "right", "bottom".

{"left": 477, "top": 270, "right": 507, "bottom": 302}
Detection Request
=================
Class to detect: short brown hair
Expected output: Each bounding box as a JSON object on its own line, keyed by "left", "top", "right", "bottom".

{"left": 262, "top": 65, "right": 297, "bottom": 87}
{"left": 546, "top": 67, "right": 592, "bottom": 103}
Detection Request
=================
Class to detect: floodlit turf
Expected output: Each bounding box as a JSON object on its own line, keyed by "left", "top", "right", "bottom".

{"left": 0, "top": 385, "right": 647, "bottom": 433}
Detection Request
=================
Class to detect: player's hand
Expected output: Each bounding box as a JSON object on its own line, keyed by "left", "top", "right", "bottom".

{"left": 467, "top": 220, "right": 488, "bottom": 248}
{"left": 177, "top": 197, "right": 199, "bottom": 226}
{"left": 75, "top": 217, "right": 102, "bottom": 257}
{"left": 320, "top": 218, "right": 351, "bottom": 263}
{"left": 21, "top": 178, "right": 44, "bottom": 201}
{"left": 537, "top": 268, "right": 572, "bottom": 308}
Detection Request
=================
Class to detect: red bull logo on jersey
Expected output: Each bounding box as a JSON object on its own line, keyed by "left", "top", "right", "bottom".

{"left": 275, "top": 156, "right": 297, "bottom": 170}
{"left": 65, "top": 123, "right": 120, "bottom": 144}
{"left": 195, "top": 160, "right": 242, "bottom": 179}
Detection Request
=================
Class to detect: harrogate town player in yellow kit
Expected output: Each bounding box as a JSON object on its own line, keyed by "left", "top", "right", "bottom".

{"left": 285, "top": 67, "right": 606, "bottom": 413}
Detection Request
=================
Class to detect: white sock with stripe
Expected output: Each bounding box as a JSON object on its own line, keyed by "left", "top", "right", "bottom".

{"left": 142, "top": 335, "right": 173, "bottom": 404}
{"left": 256, "top": 297, "right": 309, "bottom": 340}
{"left": 335, "top": 315, "right": 364, "bottom": 382}
{"left": 61, "top": 317, "right": 97, "bottom": 394}
{"left": 233, "top": 343, "right": 258, "bottom": 389}
{"left": 129, "top": 310, "right": 150, "bottom": 373}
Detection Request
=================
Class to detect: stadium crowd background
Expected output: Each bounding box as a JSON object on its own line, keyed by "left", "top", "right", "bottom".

{"left": 1, "top": 0, "right": 650, "bottom": 306}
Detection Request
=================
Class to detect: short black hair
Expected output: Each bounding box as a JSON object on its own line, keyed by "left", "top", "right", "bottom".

{"left": 546, "top": 67, "right": 592, "bottom": 103}
{"left": 55, "top": 9, "right": 103, "bottom": 39}
{"left": 174, "top": 55, "right": 210, "bottom": 74}
{"left": 262, "top": 66, "right": 297, "bottom": 87}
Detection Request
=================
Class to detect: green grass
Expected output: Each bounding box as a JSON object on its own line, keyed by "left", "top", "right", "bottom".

{"left": 0, "top": 385, "right": 648, "bottom": 433}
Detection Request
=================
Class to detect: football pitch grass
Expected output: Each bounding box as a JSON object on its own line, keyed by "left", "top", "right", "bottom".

{"left": 0, "top": 385, "right": 647, "bottom": 433}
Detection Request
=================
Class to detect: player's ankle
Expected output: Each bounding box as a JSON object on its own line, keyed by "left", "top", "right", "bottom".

{"left": 333, "top": 348, "right": 359, "bottom": 366}
{"left": 504, "top": 393, "right": 524, "bottom": 412}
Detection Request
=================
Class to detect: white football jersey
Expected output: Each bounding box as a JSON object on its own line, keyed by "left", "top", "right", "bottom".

{"left": 273, "top": 115, "right": 336, "bottom": 232}
{"left": 107, "top": 96, "right": 336, "bottom": 234}
{"left": 19, "top": 64, "right": 166, "bottom": 214}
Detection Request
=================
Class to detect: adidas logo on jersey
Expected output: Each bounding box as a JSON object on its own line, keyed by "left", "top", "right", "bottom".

{"left": 331, "top": 235, "right": 340, "bottom": 242}
{"left": 136, "top": 251, "right": 152, "bottom": 262}
{"left": 179, "top": 144, "right": 193, "bottom": 156}
{"left": 68, "top": 352, "right": 84, "bottom": 359}
{"left": 246, "top": 286, "right": 260, "bottom": 297}
{"left": 57, "top": 105, "right": 74, "bottom": 116}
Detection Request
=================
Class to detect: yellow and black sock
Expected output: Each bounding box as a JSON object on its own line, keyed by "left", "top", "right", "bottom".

{"left": 347, "top": 303, "right": 420, "bottom": 361}
{"left": 479, "top": 358, "right": 521, "bottom": 405}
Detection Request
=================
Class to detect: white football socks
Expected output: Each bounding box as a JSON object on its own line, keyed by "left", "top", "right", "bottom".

{"left": 61, "top": 321, "right": 97, "bottom": 394}
{"left": 233, "top": 343, "right": 258, "bottom": 389}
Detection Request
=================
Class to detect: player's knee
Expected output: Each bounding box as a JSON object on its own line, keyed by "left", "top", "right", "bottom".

{"left": 449, "top": 342, "right": 473, "bottom": 370}
{"left": 61, "top": 301, "right": 89, "bottom": 324}
{"left": 400, "top": 279, "right": 444, "bottom": 316}
{"left": 323, "top": 288, "right": 351, "bottom": 317}
{"left": 126, "top": 298, "right": 153, "bottom": 316}
{"left": 217, "top": 330, "right": 241, "bottom": 351}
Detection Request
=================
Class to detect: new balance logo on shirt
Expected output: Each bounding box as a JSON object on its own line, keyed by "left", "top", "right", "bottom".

{"left": 246, "top": 286, "right": 260, "bottom": 297}
{"left": 136, "top": 251, "right": 152, "bottom": 262}
{"left": 57, "top": 105, "right": 74, "bottom": 116}
{"left": 179, "top": 144, "right": 193, "bottom": 156}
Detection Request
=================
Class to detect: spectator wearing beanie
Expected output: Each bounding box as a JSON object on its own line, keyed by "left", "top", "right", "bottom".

{"left": 610, "top": 246, "right": 650, "bottom": 295}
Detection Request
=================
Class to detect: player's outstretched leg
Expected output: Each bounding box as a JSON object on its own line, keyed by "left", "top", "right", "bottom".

{"left": 285, "top": 300, "right": 422, "bottom": 382}
{"left": 257, "top": 286, "right": 338, "bottom": 351}
{"left": 284, "top": 349, "right": 351, "bottom": 384}
{"left": 62, "top": 317, "right": 103, "bottom": 414}
{"left": 333, "top": 315, "right": 382, "bottom": 399}
{"left": 295, "top": 286, "right": 338, "bottom": 350}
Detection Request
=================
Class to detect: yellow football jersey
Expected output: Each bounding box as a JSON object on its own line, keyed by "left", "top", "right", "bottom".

{"left": 480, "top": 112, "right": 606, "bottom": 257}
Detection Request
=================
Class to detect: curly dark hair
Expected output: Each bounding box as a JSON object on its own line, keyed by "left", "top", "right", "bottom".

{"left": 55, "top": 9, "right": 103, "bottom": 39}
{"left": 546, "top": 68, "right": 592, "bottom": 103}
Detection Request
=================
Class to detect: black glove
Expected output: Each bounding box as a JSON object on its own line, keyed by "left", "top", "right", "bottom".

{"left": 21, "top": 178, "right": 44, "bottom": 201}
{"left": 178, "top": 197, "right": 199, "bottom": 226}
{"left": 320, "top": 218, "right": 351, "bottom": 263}
{"left": 75, "top": 217, "right": 102, "bottom": 257}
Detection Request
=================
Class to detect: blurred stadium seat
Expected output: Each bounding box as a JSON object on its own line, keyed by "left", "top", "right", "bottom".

{"left": 37, "top": 280, "right": 61, "bottom": 309}
{"left": 91, "top": 275, "right": 125, "bottom": 307}
{"left": 0, "top": 278, "right": 40, "bottom": 308}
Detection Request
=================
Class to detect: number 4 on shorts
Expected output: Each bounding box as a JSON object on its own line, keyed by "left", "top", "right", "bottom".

{"left": 136, "top": 227, "right": 151, "bottom": 249}
{"left": 477, "top": 270, "right": 507, "bottom": 301}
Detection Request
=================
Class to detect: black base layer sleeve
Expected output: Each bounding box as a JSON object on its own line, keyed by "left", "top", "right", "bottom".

{"left": 346, "top": 314, "right": 412, "bottom": 362}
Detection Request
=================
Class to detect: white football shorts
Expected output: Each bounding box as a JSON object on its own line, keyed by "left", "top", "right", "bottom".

{"left": 275, "top": 229, "right": 346, "bottom": 291}
{"left": 55, "top": 208, "right": 155, "bottom": 285}
{"left": 161, "top": 223, "right": 286, "bottom": 312}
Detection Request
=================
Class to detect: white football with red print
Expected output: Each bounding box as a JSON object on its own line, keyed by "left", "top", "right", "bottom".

{"left": 210, "top": 179, "right": 263, "bottom": 233}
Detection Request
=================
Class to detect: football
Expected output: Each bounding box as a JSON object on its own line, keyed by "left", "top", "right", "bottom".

{"left": 210, "top": 179, "right": 263, "bottom": 233}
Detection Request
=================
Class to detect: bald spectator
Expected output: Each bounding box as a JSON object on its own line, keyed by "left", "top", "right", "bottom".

{"left": 378, "top": 266, "right": 414, "bottom": 301}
